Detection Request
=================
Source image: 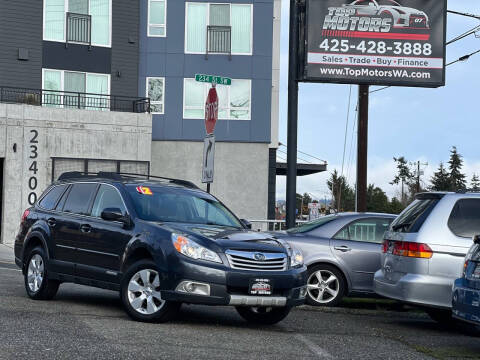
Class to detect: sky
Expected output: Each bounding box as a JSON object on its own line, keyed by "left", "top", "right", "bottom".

{"left": 275, "top": 0, "right": 480, "bottom": 202}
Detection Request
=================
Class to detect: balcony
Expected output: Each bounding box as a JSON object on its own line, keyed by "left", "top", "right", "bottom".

{"left": 66, "top": 12, "right": 91, "bottom": 47}
{"left": 206, "top": 26, "right": 231, "bottom": 59}
{"left": 0, "top": 87, "right": 150, "bottom": 113}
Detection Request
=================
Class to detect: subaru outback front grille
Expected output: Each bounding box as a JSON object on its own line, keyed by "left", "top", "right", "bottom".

{"left": 225, "top": 250, "right": 287, "bottom": 271}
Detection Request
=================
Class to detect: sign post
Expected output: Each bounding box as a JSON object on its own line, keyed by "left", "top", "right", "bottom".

{"left": 196, "top": 74, "right": 232, "bottom": 193}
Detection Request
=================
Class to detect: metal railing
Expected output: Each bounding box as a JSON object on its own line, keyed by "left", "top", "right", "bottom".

{"left": 0, "top": 87, "right": 150, "bottom": 113}
{"left": 206, "top": 25, "right": 231, "bottom": 59}
{"left": 66, "top": 12, "right": 92, "bottom": 47}
{"left": 248, "top": 220, "right": 308, "bottom": 232}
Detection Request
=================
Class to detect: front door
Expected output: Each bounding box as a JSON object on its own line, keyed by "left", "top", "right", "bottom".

{"left": 330, "top": 217, "right": 393, "bottom": 292}
{"left": 74, "top": 184, "right": 132, "bottom": 283}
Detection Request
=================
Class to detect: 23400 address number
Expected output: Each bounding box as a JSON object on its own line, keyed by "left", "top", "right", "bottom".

{"left": 318, "top": 39, "right": 433, "bottom": 56}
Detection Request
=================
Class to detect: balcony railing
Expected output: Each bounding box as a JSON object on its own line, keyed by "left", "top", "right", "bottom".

{"left": 0, "top": 87, "right": 150, "bottom": 113}
{"left": 206, "top": 25, "right": 231, "bottom": 59}
{"left": 66, "top": 12, "right": 91, "bottom": 47}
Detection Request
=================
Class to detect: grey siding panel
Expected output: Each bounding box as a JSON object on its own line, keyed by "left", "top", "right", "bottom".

{"left": 111, "top": 0, "right": 140, "bottom": 97}
{"left": 0, "top": 0, "right": 43, "bottom": 89}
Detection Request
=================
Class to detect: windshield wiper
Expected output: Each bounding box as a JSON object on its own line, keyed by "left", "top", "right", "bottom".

{"left": 392, "top": 223, "right": 411, "bottom": 232}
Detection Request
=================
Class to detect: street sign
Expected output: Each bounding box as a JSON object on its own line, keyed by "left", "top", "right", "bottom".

{"left": 195, "top": 74, "right": 232, "bottom": 86}
{"left": 202, "top": 135, "right": 215, "bottom": 184}
{"left": 302, "top": 0, "right": 447, "bottom": 88}
{"left": 205, "top": 86, "right": 218, "bottom": 135}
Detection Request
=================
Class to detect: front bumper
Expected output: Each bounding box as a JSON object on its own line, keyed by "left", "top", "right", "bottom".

{"left": 373, "top": 270, "right": 453, "bottom": 309}
{"left": 161, "top": 257, "right": 307, "bottom": 307}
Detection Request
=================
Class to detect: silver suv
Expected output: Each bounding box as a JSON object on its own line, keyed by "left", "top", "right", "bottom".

{"left": 374, "top": 192, "right": 480, "bottom": 322}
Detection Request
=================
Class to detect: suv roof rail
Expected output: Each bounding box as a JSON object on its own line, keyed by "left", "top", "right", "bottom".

{"left": 415, "top": 192, "right": 446, "bottom": 200}
{"left": 57, "top": 171, "right": 199, "bottom": 189}
{"left": 456, "top": 189, "right": 480, "bottom": 194}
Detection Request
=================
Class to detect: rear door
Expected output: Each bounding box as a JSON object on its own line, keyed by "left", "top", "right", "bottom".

{"left": 53, "top": 183, "right": 99, "bottom": 272}
{"left": 330, "top": 217, "right": 393, "bottom": 292}
{"left": 75, "top": 184, "right": 132, "bottom": 282}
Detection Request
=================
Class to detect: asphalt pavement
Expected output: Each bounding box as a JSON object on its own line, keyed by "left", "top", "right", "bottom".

{"left": 0, "top": 259, "right": 479, "bottom": 359}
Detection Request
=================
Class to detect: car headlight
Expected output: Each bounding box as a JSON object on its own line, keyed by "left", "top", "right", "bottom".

{"left": 171, "top": 234, "right": 222, "bottom": 263}
{"left": 290, "top": 248, "right": 304, "bottom": 268}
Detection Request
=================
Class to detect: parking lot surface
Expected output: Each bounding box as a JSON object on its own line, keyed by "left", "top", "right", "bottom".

{"left": 0, "top": 260, "right": 479, "bottom": 360}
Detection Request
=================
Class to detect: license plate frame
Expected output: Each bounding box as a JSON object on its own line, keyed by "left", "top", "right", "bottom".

{"left": 249, "top": 278, "right": 273, "bottom": 296}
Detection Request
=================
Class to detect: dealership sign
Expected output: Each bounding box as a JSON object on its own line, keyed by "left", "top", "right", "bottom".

{"left": 303, "top": 0, "right": 446, "bottom": 87}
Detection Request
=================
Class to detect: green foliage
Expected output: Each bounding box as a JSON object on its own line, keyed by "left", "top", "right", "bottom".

{"left": 471, "top": 174, "right": 480, "bottom": 191}
{"left": 430, "top": 162, "right": 450, "bottom": 191}
{"left": 448, "top": 146, "right": 466, "bottom": 191}
{"left": 327, "top": 170, "right": 355, "bottom": 211}
{"left": 391, "top": 157, "right": 416, "bottom": 205}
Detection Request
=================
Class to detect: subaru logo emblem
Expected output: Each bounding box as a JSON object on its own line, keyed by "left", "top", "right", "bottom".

{"left": 254, "top": 253, "right": 266, "bottom": 261}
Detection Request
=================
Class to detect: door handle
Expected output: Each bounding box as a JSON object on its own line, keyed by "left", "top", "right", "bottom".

{"left": 47, "top": 218, "right": 56, "bottom": 227}
{"left": 334, "top": 245, "right": 351, "bottom": 252}
{"left": 80, "top": 224, "right": 92, "bottom": 233}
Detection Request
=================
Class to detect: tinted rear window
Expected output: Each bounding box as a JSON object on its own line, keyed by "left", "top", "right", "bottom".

{"left": 287, "top": 215, "right": 337, "bottom": 234}
{"left": 448, "top": 199, "right": 480, "bottom": 238}
{"left": 390, "top": 199, "right": 439, "bottom": 233}
{"left": 63, "top": 183, "right": 98, "bottom": 215}
{"left": 38, "top": 185, "right": 67, "bottom": 210}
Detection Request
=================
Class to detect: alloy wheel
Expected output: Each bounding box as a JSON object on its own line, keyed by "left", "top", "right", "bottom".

{"left": 307, "top": 269, "right": 339, "bottom": 304}
{"left": 27, "top": 254, "right": 44, "bottom": 293}
{"left": 127, "top": 269, "right": 165, "bottom": 315}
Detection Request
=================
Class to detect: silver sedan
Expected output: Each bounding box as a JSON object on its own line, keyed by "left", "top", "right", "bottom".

{"left": 275, "top": 213, "right": 396, "bottom": 306}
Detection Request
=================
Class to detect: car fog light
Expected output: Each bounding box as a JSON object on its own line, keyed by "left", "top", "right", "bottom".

{"left": 175, "top": 281, "right": 211, "bottom": 296}
{"left": 299, "top": 286, "right": 307, "bottom": 299}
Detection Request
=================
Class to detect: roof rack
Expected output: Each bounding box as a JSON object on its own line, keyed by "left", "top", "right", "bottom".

{"left": 456, "top": 189, "right": 480, "bottom": 194}
{"left": 57, "top": 172, "right": 199, "bottom": 189}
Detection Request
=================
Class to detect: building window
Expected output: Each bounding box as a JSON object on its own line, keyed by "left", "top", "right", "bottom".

{"left": 42, "top": 69, "right": 110, "bottom": 110}
{"left": 185, "top": 2, "right": 252, "bottom": 55}
{"left": 183, "top": 78, "right": 251, "bottom": 120}
{"left": 146, "top": 77, "right": 165, "bottom": 114}
{"left": 43, "top": 0, "right": 111, "bottom": 47}
{"left": 148, "top": 0, "right": 167, "bottom": 37}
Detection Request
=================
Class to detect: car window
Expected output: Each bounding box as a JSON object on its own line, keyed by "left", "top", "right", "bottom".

{"left": 91, "top": 185, "right": 127, "bottom": 218}
{"left": 390, "top": 198, "right": 439, "bottom": 233}
{"left": 38, "top": 185, "right": 67, "bottom": 210}
{"left": 448, "top": 199, "right": 480, "bottom": 238}
{"left": 334, "top": 218, "right": 393, "bottom": 243}
{"left": 63, "top": 183, "right": 98, "bottom": 216}
{"left": 287, "top": 215, "right": 338, "bottom": 234}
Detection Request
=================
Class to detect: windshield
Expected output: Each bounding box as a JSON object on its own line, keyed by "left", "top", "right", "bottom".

{"left": 127, "top": 185, "right": 243, "bottom": 228}
{"left": 287, "top": 215, "right": 338, "bottom": 234}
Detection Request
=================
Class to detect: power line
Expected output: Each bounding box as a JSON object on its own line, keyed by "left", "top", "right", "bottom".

{"left": 341, "top": 85, "right": 352, "bottom": 178}
{"left": 447, "top": 9, "right": 480, "bottom": 20}
{"left": 446, "top": 48, "right": 480, "bottom": 66}
{"left": 447, "top": 25, "right": 480, "bottom": 45}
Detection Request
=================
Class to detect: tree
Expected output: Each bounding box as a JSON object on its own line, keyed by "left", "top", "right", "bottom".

{"left": 327, "top": 170, "right": 355, "bottom": 212}
{"left": 448, "top": 146, "right": 466, "bottom": 191}
{"left": 430, "top": 162, "right": 450, "bottom": 191}
{"left": 388, "top": 197, "right": 405, "bottom": 214}
{"left": 471, "top": 174, "right": 480, "bottom": 191}
{"left": 366, "top": 184, "right": 390, "bottom": 213}
{"left": 391, "top": 157, "right": 414, "bottom": 205}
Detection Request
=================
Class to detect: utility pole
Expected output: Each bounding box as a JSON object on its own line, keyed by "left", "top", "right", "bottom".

{"left": 356, "top": 85, "right": 369, "bottom": 212}
{"left": 416, "top": 161, "right": 420, "bottom": 193}
{"left": 286, "top": 0, "right": 299, "bottom": 229}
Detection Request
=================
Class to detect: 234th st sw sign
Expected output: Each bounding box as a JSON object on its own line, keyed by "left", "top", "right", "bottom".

{"left": 303, "top": 0, "right": 447, "bottom": 87}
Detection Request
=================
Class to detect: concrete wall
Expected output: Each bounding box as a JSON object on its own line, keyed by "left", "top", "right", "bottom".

{"left": 0, "top": 103, "right": 152, "bottom": 245}
{"left": 150, "top": 141, "right": 269, "bottom": 221}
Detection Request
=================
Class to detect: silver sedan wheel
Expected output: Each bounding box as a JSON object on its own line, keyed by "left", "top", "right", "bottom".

{"left": 307, "top": 270, "right": 339, "bottom": 304}
{"left": 127, "top": 269, "right": 165, "bottom": 315}
{"left": 27, "top": 254, "right": 44, "bottom": 293}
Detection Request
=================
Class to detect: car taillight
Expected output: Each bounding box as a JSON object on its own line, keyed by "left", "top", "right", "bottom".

{"left": 382, "top": 240, "right": 389, "bottom": 253}
{"left": 463, "top": 260, "right": 469, "bottom": 276}
{"left": 392, "top": 241, "right": 433, "bottom": 259}
{"left": 21, "top": 209, "right": 30, "bottom": 223}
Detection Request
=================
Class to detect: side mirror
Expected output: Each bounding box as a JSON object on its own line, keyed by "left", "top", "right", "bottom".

{"left": 101, "top": 207, "right": 125, "bottom": 222}
{"left": 473, "top": 235, "right": 480, "bottom": 244}
{"left": 240, "top": 219, "right": 252, "bottom": 230}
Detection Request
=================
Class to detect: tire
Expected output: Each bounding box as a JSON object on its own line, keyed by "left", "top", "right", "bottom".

{"left": 306, "top": 264, "right": 346, "bottom": 307}
{"left": 235, "top": 306, "right": 292, "bottom": 325}
{"left": 121, "top": 260, "right": 180, "bottom": 323}
{"left": 425, "top": 308, "right": 457, "bottom": 325}
{"left": 24, "top": 246, "right": 60, "bottom": 300}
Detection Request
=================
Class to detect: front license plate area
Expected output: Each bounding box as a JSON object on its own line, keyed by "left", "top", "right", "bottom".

{"left": 249, "top": 278, "right": 273, "bottom": 296}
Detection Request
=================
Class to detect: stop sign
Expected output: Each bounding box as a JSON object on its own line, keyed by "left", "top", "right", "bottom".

{"left": 205, "top": 86, "right": 218, "bottom": 135}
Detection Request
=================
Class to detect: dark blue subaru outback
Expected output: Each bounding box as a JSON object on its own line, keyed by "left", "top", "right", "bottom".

{"left": 15, "top": 172, "right": 307, "bottom": 324}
